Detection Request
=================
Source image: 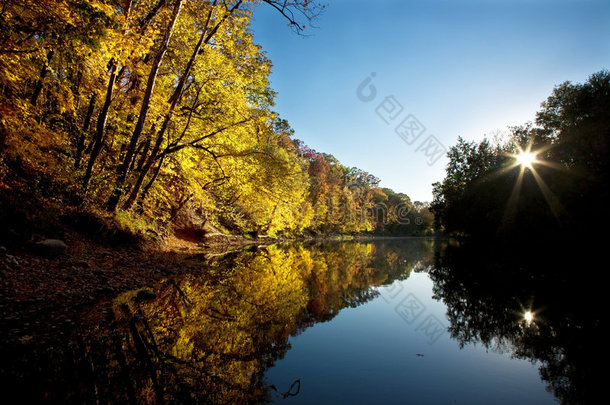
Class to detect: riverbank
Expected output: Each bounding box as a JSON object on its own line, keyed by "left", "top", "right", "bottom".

{"left": 0, "top": 215, "right": 285, "bottom": 345}
{"left": 0, "top": 195, "right": 438, "bottom": 349}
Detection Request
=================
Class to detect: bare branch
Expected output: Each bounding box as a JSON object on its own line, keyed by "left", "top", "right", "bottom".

{"left": 260, "top": 0, "right": 327, "bottom": 35}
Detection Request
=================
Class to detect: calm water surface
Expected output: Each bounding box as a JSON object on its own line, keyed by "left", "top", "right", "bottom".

{"left": 263, "top": 241, "right": 554, "bottom": 404}
{"left": 5, "top": 239, "right": 600, "bottom": 403}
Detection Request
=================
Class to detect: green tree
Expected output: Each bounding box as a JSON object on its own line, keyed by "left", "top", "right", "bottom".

{"left": 431, "top": 71, "right": 610, "bottom": 239}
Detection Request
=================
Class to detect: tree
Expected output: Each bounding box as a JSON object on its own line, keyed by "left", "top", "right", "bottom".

{"left": 1, "top": 0, "right": 440, "bottom": 239}
{"left": 431, "top": 71, "right": 610, "bottom": 239}
{"left": 82, "top": 0, "right": 137, "bottom": 193}
{"left": 105, "top": 0, "right": 326, "bottom": 211}
{"left": 103, "top": 0, "right": 185, "bottom": 208}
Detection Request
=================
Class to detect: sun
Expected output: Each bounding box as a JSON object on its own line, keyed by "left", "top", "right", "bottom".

{"left": 515, "top": 149, "right": 538, "bottom": 169}
{"left": 501, "top": 142, "right": 565, "bottom": 222}
{"left": 524, "top": 310, "right": 534, "bottom": 325}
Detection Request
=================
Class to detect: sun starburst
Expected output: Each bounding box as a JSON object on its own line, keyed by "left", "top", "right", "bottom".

{"left": 515, "top": 149, "right": 538, "bottom": 169}
{"left": 500, "top": 142, "right": 564, "bottom": 223}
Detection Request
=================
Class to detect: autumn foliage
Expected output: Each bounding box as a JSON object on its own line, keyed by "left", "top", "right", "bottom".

{"left": 0, "top": 0, "right": 429, "bottom": 238}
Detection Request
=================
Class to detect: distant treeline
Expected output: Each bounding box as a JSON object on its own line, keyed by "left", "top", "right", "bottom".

{"left": 431, "top": 71, "right": 610, "bottom": 240}
{"left": 0, "top": 0, "right": 433, "bottom": 238}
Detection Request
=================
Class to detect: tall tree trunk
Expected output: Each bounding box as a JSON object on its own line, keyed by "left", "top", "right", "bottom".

{"left": 122, "top": 134, "right": 163, "bottom": 209}
{"left": 81, "top": 0, "right": 133, "bottom": 193}
{"left": 106, "top": 0, "right": 184, "bottom": 211}
{"left": 30, "top": 50, "right": 54, "bottom": 106}
{"left": 74, "top": 92, "right": 96, "bottom": 169}
{"left": 135, "top": 136, "right": 151, "bottom": 172}
{"left": 169, "top": 193, "right": 192, "bottom": 222}
{"left": 138, "top": 0, "right": 168, "bottom": 33}
{"left": 137, "top": 154, "right": 166, "bottom": 210}
{"left": 82, "top": 61, "right": 119, "bottom": 192}
{"left": 120, "top": 1, "right": 243, "bottom": 210}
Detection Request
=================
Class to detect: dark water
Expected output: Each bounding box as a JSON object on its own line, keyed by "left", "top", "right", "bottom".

{"left": 2, "top": 239, "right": 601, "bottom": 403}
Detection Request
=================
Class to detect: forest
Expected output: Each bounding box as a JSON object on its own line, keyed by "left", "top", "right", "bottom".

{"left": 0, "top": 0, "right": 433, "bottom": 244}
{"left": 430, "top": 70, "right": 610, "bottom": 241}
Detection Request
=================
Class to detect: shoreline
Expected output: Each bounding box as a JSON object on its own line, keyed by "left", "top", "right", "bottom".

{"left": 0, "top": 227, "right": 445, "bottom": 347}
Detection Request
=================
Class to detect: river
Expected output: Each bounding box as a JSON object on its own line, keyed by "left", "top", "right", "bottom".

{"left": 4, "top": 238, "right": 602, "bottom": 403}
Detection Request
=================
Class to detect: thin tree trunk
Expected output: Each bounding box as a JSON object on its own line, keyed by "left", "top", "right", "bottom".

{"left": 0, "top": 115, "right": 6, "bottom": 150}
{"left": 169, "top": 193, "right": 192, "bottom": 222}
{"left": 81, "top": 0, "right": 133, "bottom": 193}
{"left": 82, "top": 61, "right": 119, "bottom": 191}
{"left": 107, "top": 0, "right": 184, "bottom": 211}
{"left": 74, "top": 92, "right": 96, "bottom": 169}
{"left": 138, "top": 0, "right": 168, "bottom": 33}
{"left": 138, "top": 154, "right": 165, "bottom": 208}
{"left": 122, "top": 84, "right": 196, "bottom": 210}
{"left": 30, "top": 50, "right": 54, "bottom": 106}
{"left": 135, "top": 136, "right": 151, "bottom": 171}
{"left": 120, "top": 1, "right": 243, "bottom": 210}
{"left": 129, "top": 130, "right": 153, "bottom": 174}
{"left": 121, "top": 28, "right": 209, "bottom": 210}
{"left": 122, "top": 125, "right": 165, "bottom": 209}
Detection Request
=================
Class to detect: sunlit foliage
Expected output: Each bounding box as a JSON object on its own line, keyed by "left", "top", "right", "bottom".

{"left": 0, "top": 0, "right": 428, "bottom": 237}
{"left": 100, "top": 241, "right": 433, "bottom": 403}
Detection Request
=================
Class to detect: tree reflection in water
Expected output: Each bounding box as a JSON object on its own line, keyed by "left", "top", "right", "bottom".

{"left": 9, "top": 240, "right": 430, "bottom": 404}
{"left": 4, "top": 238, "right": 596, "bottom": 404}
{"left": 428, "top": 239, "right": 603, "bottom": 405}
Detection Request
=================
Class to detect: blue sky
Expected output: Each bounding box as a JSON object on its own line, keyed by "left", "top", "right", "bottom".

{"left": 251, "top": 0, "right": 610, "bottom": 202}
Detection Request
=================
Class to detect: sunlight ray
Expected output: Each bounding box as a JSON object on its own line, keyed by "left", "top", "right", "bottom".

{"left": 534, "top": 159, "right": 566, "bottom": 171}
{"left": 530, "top": 168, "right": 564, "bottom": 219}
{"left": 500, "top": 142, "right": 565, "bottom": 222}
{"left": 502, "top": 166, "right": 525, "bottom": 225}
